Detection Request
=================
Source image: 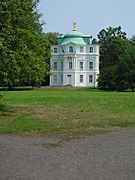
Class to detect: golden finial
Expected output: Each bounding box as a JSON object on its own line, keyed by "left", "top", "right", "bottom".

{"left": 73, "top": 20, "right": 77, "bottom": 31}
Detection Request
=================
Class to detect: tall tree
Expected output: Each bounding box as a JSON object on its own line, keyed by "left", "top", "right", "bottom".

{"left": 113, "top": 45, "right": 135, "bottom": 92}
{"left": 0, "top": 0, "right": 50, "bottom": 88}
{"left": 98, "top": 26, "right": 127, "bottom": 43}
{"left": 113, "top": 60, "right": 129, "bottom": 91}
{"left": 126, "top": 46, "right": 135, "bottom": 92}
{"left": 97, "top": 26, "right": 128, "bottom": 89}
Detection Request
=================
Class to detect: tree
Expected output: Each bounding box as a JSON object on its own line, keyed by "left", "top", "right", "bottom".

{"left": 113, "top": 60, "right": 129, "bottom": 91}
{"left": 98, "top": 26, "right": 127, "bottom": 43}
{"left": 128, "top": 70, "right": 135, "bottom": 92}
{"left": 126, "top": 46, "right": 135, "bottom": 92}
{"left": 43, "top": 32, "right": 59, "bottom": 45}
{"left": 98, "top": 37, "right": 130, "bottom": 89}
{"left": 130, "top": 35, "right": 135, "bottom": 47}
{"left": 97, "top": 26, "right": 135, "bottom": 91}
{"left": 92, "top": 38, "right": 98, "bottom": 44}
{"left": 97, "top": 26, "right": 128, "bottom": 89}
{"left": 0, "top": 0, "right": 50, "bottom": 88}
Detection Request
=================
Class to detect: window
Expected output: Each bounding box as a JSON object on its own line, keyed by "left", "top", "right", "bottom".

{"left": 60, "top": 75, "right": 63, "bottom": 83}
{"left": 80, "top": 75, "right": 83, "bottom": 83}
{"left": 53, "top": 75, "right": 57, "bottom": 82}
{"left": 89, "top": 62, "right": 93, "bottom": 70}
{"left": 60, "top": 62, "right": 63, "bottom": 70}
{"left": 89, "top": 47, "right": 93, "bottom": 53}
{"left": 80, "top": 46, "right": 84, "bottom": 53}
{"left": 53, "top": 62, "right": 57, "bottom": 70}
{"left": 62, "top": 46, "right": 65, "bottom": 53}
{"left": 54, "top": 48, "right": 58, "bottom": 53}
{"left": 89, "top": 75, "right": 93, "bottom": 83}
{"left": 69, "top": 62, "right": 72, "bottom": 69}
{"left": 80, "top": 62, "right": 83, "bottom": 69}
{"left": 69, "top": 46, "right": 73, "bottom": 53}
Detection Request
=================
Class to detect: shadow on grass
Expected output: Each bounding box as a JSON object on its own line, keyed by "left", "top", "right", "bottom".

{"left": 0, "top": 87, "right": 34, "bottom": 91}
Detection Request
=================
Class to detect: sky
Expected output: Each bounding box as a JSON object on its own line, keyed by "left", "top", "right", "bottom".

{"left": 38, "top": 0, "right": 135, "bottom": 39}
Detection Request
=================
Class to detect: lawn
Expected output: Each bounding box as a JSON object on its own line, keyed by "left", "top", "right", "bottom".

{"left": 0, "top": 88, "right": 135, "bottom": 138}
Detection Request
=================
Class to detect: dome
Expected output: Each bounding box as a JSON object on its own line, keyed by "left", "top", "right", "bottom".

{"left": 59, "top": 21, "right": 87, "bottom": 45}
{"left": 64, "top": 31, "right": 84, "bottom": 38}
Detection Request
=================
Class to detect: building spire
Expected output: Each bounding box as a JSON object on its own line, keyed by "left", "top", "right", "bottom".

{"left": 73, "top": 19, "right": 77, "bottom": 31}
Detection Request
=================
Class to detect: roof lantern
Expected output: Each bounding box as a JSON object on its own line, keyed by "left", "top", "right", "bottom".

{"left": 73, "top": 20, "right": 77, "bottom": 31}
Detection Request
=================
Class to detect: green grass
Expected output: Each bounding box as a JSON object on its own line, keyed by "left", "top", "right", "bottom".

{"left": 1, "top": 115, "right": 58, "bottom": 133}
{"left": 0, "top": 88, "right": 135, "bottom": 138}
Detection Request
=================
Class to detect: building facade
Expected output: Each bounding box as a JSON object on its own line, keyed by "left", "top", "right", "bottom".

{"left": 50, "top": 22, "right": 99, "bottom": 87}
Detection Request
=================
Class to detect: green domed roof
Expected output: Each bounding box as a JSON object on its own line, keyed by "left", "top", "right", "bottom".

{"left": 58, "top": 22, "right": 90, "bottom": 45}
{"left": 64, "top": 31, "right": 84, "bottom": 38}
{"left": 61, "top": 38, "right": 86, "bottom": 45}
{"left": 60, "top": 30, "right": 86, "bottom": 45}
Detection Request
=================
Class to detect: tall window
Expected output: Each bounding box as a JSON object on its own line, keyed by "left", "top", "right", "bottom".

{"left": 53, "top": 75, "right": 57, "bottom": 82}
{"left": 69, "top": 62, "right": 72, "bottom": 69}
{"left": 62, "top": 46, "right": 65, "bottom": 53}
{"left": 60, "top": 62, "right": 63, "bottom": 70}
{"left": 60, "top": 75, "right": 63, "bottom": 83}
{"left": 80, "top": 62, "right": 83, "bottom": 69}
{"left": 89, "top": 47, "right": 93, "bottom": 53}
{"left": 54, "top": 48, "right": 58, "bottom": 53}
{"left": 80, "top": 46, "right": 84, "bottom": 53}
{"left": 80, "top": 75, "right": 83, "bottom": 83}
{"left": 53, "top": 62, "right": 57, "bottom": 70}
{"left": 89, "top": 75, "right": 93, "bottom": 83}
{"left": 89, "top": 62, "right": 93, "bottom": 70}
{"left": 69, "top": 46, "right": 73, "bottom": 53}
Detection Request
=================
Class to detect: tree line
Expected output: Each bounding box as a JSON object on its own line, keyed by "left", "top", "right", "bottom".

{"left": 97, "top": 26, "right": 135, "bottom": 92}
{"left": 0, "top": 0, "right": 135, "bottom": 91}
{"left": 0, "top": 0, "right": 51, "bottom": 89}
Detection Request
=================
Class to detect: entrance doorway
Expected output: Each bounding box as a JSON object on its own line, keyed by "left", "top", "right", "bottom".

{"left": 67, "top": 75, "right": 71, "bottom": 85}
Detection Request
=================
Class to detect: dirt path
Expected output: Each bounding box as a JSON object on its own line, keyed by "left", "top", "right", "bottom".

{"left": 0, "top": 128, "right": 135, "bottom": 180}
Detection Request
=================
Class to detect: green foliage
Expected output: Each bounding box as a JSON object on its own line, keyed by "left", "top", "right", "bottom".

{"left": 0, "top": 0, "right": 50, "bottom": 88}
{"left": 92, "top": 38, "right": 98, "bottom": 44}
{"left": 130, "top": 35, "right": 135, "bottom": 47}
{"left": 113, "top": 43, "right": 135, "bottom": 91}
{"left": 128, "top": 70, "right": 135, "bottom": 92}
{"left": 43, "top": 32, "right": 59, "bottom": 45}
{"left": 98, "top": 26, "right": 135, "bottom": 91}
{"left": 98, "top": 65, "right": 115, "bottom": 89}
{"left": 113, "top": 60, "right": 129, "bottom": 91}
{"left": 98, "top": 36, "right": 129, "bottom": 89}
{"left": 98, "top": 26, "right": 127, "bottom": 43}
{"left": 126, "top": 46, "right": 135, "bottom": 91}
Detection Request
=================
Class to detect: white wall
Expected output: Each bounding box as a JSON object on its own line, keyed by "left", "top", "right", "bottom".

{"left": 50, "top": 44, "right": 99, "bottom": 87}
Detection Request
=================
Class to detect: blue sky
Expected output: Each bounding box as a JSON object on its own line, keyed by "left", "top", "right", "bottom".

{"left": 38, "top": 0, "right": 135, "bottom": 38}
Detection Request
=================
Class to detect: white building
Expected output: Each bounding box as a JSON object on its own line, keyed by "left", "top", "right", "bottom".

{"left": 50, "top": 22, "right": 99, "bottom": 87}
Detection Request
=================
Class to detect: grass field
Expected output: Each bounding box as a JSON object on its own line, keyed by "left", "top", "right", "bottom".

{"left": 0, "top": 88, "right": 135, "bottom": 138}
